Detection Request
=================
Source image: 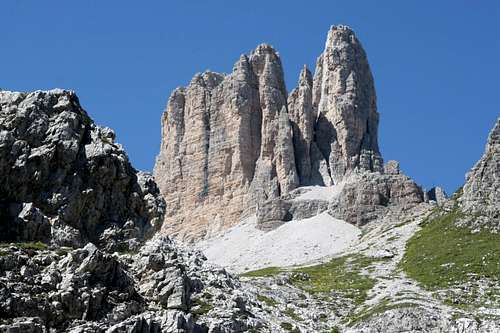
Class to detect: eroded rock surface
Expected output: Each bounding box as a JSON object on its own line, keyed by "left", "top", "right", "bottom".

{"left": 458, "top": 118, "right": 500, "bottom": 230}
{"left": 312, "top": 26, "right": 383, "bottom": 182}
{"left": 0, "top": 90, "right": 165, "bottom": 251}
{"left": 155, "top": 26, "right": 390, "bottom": 240}
{"left": 328, "top": 169, "right": 424, "bottom": 226}
{"left": 0, "top": 237, "right": 266, "bottom": 333}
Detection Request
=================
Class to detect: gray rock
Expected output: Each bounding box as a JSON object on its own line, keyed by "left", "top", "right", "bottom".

{"left": 427, "top": 186, "right": 448, "bottom": 206}
{"left": 288, "top": 65, "right": 318, "bottom": 185}
{"left": 459, "top": 118, "right": 500, "bottom": 230}
{"left": 313, "top": 26, "right": 383, "bottom": 182}
{"left": 154, "top": 44, "right": 299, "bottom": 241}
{"left": 384, "top": 160, "right": 400, "bottom": 175}
{"left": 0, "top": 89, "right": 165, "bottom": 251}
{"left": 0, "top": 236, "right": 264, "bottom": 332}
{"left": 329, "top": 170, "right": 424, "bottom": 226}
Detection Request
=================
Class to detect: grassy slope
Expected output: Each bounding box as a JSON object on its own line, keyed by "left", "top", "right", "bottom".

{"left": 401, "top": 208, "right": 500, "bottom": 310}
{"left": 242, "top": 254, "right": 383, "bottom": 305}
{"left": 401, "top": 209, "right": 500, "bottom": 289}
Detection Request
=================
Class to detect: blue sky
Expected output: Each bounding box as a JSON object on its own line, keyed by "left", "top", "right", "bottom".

{"left": 2, "top": 1, "right": 499, "bottom": 194}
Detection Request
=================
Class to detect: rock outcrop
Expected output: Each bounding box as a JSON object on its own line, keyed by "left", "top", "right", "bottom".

{"left": 155, "top": 26, "right": 392, "bottom": 240}
{"left": 459, "top": 118, "right": 500, "bottom": 230}
{"left": 427, "top": 186, "right": 448, "bottom": 206}
{"left": 0, "top": 237, "right": 266, "bottom": 332}
{"left": 0, "top": 91, "right": 267, "bottom": 332}
{"left": 328, "top": 168, "right": 424, "bottom": 226}
{"left": 0, "top": 90, "right": 165, "bottom": 251}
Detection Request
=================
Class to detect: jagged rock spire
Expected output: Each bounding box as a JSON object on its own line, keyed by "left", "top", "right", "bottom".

{"left": 288, "top": 65, "right": 315, "bottom": 183}
{"left": 312, "top": 25, "right": 383, "bottom": 182}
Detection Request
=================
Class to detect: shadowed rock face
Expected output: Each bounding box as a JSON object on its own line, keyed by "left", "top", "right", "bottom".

{"left": 155, "top": 26, "right": 395, "bottom": 240}
{"left": 0, "top": 89, "right": 165, "bottom": 251}
{"left": 459, "top": 118, "right": 500, "bottom": 230}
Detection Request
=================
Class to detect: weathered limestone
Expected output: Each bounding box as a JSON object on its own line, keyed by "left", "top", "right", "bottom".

{"left": 312, "top": 26, "right": 383, "bottom": 182}
{"left": 0, "top": 90, "right": 165, "bottom": 251}
{"left": 0, "top": 236, "right": 266, "bottom": 332}
{"left": 328, "top": 171, "right": 424, "bottom": 226}
{"left": 427, "top": 187, "right": 448, "bottom": 206}
{"left": 155, "top": 26, "right": 395, "bottom": 240}
{"left": 154, "top": 45, "right": 299, "bottom": 241}
{"left": 459, "top": 118, "right": 500, "bottom": 230}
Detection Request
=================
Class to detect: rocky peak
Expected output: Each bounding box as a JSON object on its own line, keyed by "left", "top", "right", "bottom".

{"left": 154, "top": 26, "right": 390, "bottom": 240}
{"left": 459, "top": 118, "right": 500, "bottom": 230}
{"left": 313, "top": 25, "right": 383, "bottom": 182}
{"left": 154, "top": 43, "right": 298, "bottom": 241}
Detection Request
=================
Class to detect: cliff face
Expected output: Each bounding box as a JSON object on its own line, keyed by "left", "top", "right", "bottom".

{"left": 0, "top": 89, "right": 165, "bottom": 251}
{"left": 459, "top": 118, "right": 500, "bottom": 230}
{"left": 154, "top": 45, "right": 299, "bottom": 240}
{"left": 155, "top": 26, "right": 400, "bottom": 241}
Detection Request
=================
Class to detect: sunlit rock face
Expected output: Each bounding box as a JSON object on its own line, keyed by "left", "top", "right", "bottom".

{"left": 312, "top": 25, "right": 383, "bottom": 183}
{"left": 154, "top": 26, "right": 391, "bottom": 241}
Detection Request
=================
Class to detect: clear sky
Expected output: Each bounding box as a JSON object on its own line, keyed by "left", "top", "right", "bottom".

{"left": 2, "top": 1, "right": 499, "bottom": 194}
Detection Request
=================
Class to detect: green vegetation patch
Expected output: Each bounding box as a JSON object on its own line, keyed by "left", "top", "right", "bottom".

{"left": 0, "top": 241, "right": 48, "bottom": 251}
{"left": 191, "top": 296, "right": 214, "bottom": 316}
{"left": 280, "top": 322, "right": 300, "bottom": 332}
{"left": 289, "top": 255, "right": 382, "bottom": 304}
{"left": 348, "top": 299, "right": 418, "bottom": 326}
{"left": 400, "top": 209, "right": 500, "bottom": 289}
{"left": 283, "top": 307, "right": 302, "bottom": 321}
{"left": 243, "top": 254, "right": 383, "bottom": 305}
{"left": 240, "top": 266, "right": 283, "bottom": 277}
{"left": 256, "top": 294, "right": 278, "bottom": 307}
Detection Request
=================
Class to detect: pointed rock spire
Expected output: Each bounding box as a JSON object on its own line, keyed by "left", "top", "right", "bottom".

{"left": 154, "top": 25, "right": 389, "bottom": 240}
{"left": 312, "top": 25, "right": 383, "bottom": 182}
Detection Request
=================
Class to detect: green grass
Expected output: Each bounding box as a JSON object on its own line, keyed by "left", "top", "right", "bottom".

{"left": 190, "top": 295, "right": 214, "bottom": 316}
{"left": 256, "top": 294, "right": 278, "bottom": 307}
{"left": 243, "top": 255, "right": 383, "bottom": 305}
{"left": 240, "top": 266, "right": 283, "bottom": 278}
{"left": 55, "top": 247, "right": 72, "bottom": 256}
{"left": 283, "top": 307, "right": 302, "bottom": 321}
{"left": 280, "top": 322, "right": 300, "bottom": 332}
{"left": 347, "top": 299, "right": 418, "bottom": 326}
{"left": 289, "top": 255, "right": 382, "bottom": 304}
{"left": 0, "top": 241, "right": 48, "bottom": 251}
{"left": 400, "top": 209, "right": 500, "bottom": 289}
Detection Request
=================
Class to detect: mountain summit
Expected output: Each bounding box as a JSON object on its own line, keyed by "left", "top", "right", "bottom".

{"left": 154, "top": 26, "right": 388, "bottom": 241}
